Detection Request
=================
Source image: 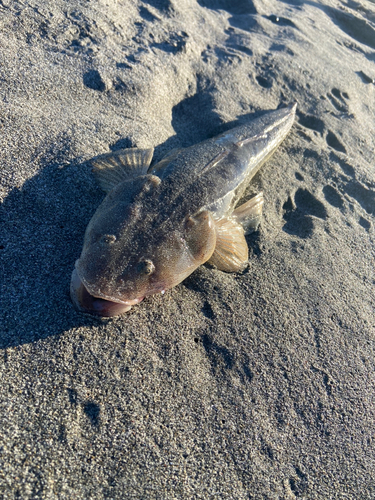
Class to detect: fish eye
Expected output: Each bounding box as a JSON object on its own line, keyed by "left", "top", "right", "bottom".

{"left": 100, "top": 234, "right": 116, "bottom": 244}
{"left": 138, "top": 259, "right": 155, "bottom": 275}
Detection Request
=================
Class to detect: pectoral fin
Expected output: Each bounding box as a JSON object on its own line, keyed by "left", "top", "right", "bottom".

{"left": 91, "top": 148, "right": 154, "bottom": 193}
{"left": 208, "top": 217, "right": 249, "bottom": 272}
{"left": 233, "top": 192, "right": 264, "bottom": 235}
{"left": 185, "top": 211, "right": 217, "bottom": 265}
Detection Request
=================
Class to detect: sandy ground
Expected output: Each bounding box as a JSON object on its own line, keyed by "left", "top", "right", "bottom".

{"left": 1, "top": 0, "right": 375, "bottom": 498}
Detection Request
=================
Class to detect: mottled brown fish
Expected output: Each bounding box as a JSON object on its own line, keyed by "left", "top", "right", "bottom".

{"left": 71, "top": 103, "right": 297, "bottom": 316}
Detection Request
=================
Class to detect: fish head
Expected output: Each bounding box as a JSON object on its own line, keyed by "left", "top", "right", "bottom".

{"left": 71, "top": 175, "right": 216, "bottom": 317}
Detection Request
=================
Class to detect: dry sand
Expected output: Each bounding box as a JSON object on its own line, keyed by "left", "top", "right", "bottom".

{"left": 1, "top": 0, "right": 375, "bottom": 498}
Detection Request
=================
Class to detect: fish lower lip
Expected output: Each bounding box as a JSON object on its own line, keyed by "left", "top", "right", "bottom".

{"left": 70, "top": 269, "right": 144, "bottom": 317}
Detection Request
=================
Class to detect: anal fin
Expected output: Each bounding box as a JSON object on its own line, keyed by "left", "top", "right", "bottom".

{"left": 208, "top": 217, "right": 249, "bottom": 272}
{"left": 91, "top": 148, "right": 154, "bottom": 193}
{"left": 232, "top": 192, "right": 264, "bottom": 235}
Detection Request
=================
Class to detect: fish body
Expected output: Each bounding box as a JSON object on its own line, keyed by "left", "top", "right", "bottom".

{"left": 71, "top": 103, "right": 297, "bottom": 316}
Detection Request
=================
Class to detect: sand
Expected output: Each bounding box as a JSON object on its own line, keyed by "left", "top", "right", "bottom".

{"left": 1, "top": 0, "right": 375, "bottom": 498}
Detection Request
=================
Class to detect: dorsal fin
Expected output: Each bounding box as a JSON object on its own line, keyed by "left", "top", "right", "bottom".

{"left": 208, "top": 217, "right": 249, "bottom": 272}
{"left": 90, "top": 148, "right": 154, "bottom": 193}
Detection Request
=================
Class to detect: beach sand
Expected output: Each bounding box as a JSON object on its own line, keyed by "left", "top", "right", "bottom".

{"left": 1, "top": 0, "right": 375, "bottom": 498}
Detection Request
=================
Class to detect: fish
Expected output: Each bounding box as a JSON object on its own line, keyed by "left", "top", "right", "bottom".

{"left": 71, "top": 102, "right": 297, "bottom": 317}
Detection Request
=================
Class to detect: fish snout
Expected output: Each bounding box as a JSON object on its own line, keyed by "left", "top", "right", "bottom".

{"left": 70, "top": 268, "right": 143, "bottom": 317}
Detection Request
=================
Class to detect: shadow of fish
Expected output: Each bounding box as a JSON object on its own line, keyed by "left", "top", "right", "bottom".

{"left": 71, "top": 103, "right": 297, "bottom": 316}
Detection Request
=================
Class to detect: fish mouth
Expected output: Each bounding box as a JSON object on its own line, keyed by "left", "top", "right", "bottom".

{"left": 70, "top": 268, "right": 144, "bottom": 317}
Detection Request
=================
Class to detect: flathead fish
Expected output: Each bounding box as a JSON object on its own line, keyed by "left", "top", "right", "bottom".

{"left": 71, "top": 103, "right": 297, "bottom": 316}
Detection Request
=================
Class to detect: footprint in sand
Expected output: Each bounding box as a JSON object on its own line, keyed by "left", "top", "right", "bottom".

{"left": 343, "top": 181, "right": 375, "bottom": 216}
{"left": 256, "top": 75, "right": 273, "bottom": 89}
{"left": 83, "top": 69, "right": 106, "bottom": 91}
{"left": 283, "top": 188, "right": 327, "bottom": 238}
{"left": 327, "top": 88, "right": 349, "bottom": 113}
{"left": 297, "top": 111, "right": 325, "bottom": 134}
{"left": 326, "top": 130, "right": 347, "bottom": 154}
{"left": 322, "top": 185, "right": 344, "bottom": 209}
